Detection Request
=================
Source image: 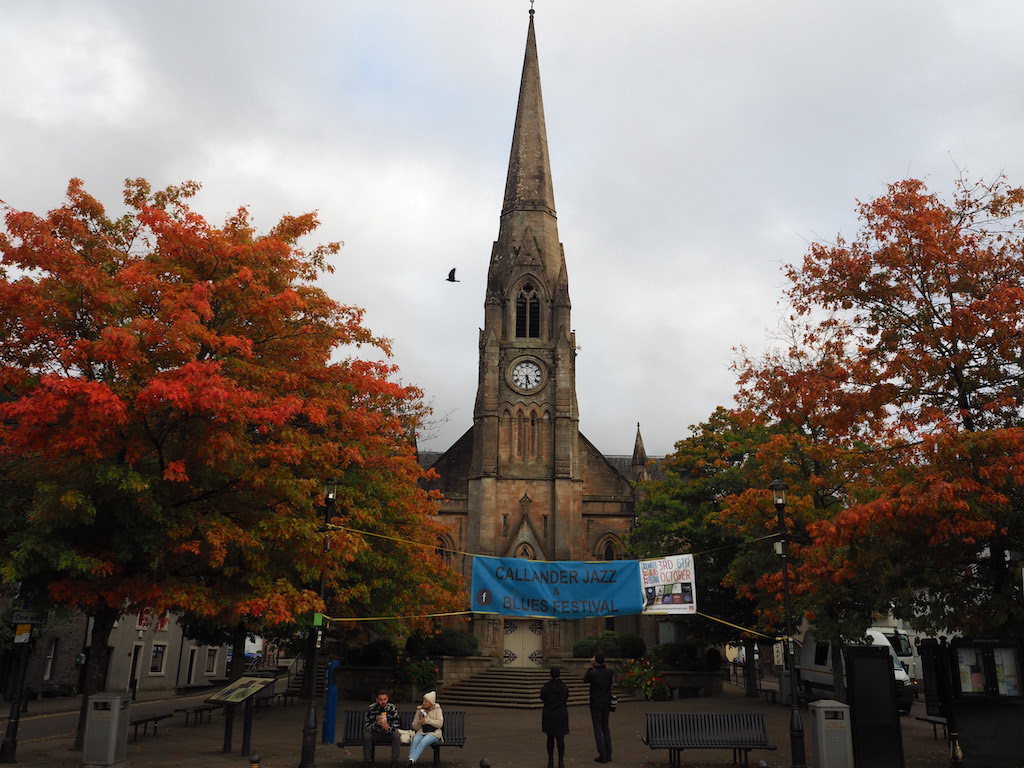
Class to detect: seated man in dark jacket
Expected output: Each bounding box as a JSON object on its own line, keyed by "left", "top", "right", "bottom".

{"left": 362, "top": 689, "right": 401, "bottom": 768}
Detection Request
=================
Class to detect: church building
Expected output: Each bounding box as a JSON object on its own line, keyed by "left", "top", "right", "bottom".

{"left": 419, "top": 10, "right": 650, "bottom": 667}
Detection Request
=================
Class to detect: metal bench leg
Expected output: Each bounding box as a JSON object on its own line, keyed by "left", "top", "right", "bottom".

{"left": 432, "top": 744, "right": 440, "bottom": 768}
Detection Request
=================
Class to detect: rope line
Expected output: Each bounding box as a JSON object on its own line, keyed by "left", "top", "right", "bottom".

{"left": 321, "top": 525, "right": 776, "bottom": 638}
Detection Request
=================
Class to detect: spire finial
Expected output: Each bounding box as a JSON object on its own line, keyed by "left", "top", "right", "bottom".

{"left": 530, "top": 0, "right": 535, "bottom": 14}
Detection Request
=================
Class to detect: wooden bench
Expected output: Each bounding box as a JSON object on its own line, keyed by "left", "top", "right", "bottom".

{"left": 337, "top": 709, "right": 466, "bottom": 768}
{"left": 175, "top": 702, "right": 222, "bottom": 725}
{"left": 129, "top": 712, "right": 174, "bottom": 740}
{"left": 915, "top": 714, "right": 948, "bottom": 739}
{"left": 643, "top": 712, "right": 776, "bottom": 768}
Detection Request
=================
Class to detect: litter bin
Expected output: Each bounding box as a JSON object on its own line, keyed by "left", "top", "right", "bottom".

{"left": 82, "top": 692, "right": 131, "bottom": 767}
{"left": 809, "top": 699, "right": 853, "bottom": 768}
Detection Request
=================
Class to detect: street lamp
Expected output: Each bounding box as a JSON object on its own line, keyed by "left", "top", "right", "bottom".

{"left": 770, "top": 478, "right": 806, "bottom": 768}
{"left": 298, "top": 480, "right": 337, "bottom": 768}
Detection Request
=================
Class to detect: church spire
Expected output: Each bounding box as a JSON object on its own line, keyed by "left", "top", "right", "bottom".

{"left": 501, "top": 8, "right": 556, "bottom": 219}
{"left": 486, "top": 8, "right": 565, "bottom": 304}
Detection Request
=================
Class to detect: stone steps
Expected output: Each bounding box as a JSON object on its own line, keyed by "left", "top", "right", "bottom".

{"left": 440, "top": 667, "right": 635, "bottom": 710}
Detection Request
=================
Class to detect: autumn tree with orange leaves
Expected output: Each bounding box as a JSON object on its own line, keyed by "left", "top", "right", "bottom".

{"left": 640, "top": 174, "right": 1024, "bottom": 657}
{"left": 778, "top": 174, "right": 1024, "bottom": 638}
{"left": 740, "top": 174, "right": 1024, "bottom": 637}
{"left": 0, "top": 179, "right": 462, "bottom": 745}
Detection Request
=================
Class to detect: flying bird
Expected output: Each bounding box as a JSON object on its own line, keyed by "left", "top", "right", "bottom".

{"left": 446, "top": 268, "right": 460, "bottom": 282}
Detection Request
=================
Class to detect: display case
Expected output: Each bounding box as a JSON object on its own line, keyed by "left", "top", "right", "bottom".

{"left": 922, "top": 638, "right": 1024, "bottom": 768}
{"left": 951, "top": 639, "right": 1022, "bottom": 699}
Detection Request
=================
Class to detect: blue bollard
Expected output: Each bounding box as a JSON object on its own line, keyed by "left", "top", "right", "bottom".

{"left": 322, "top": 660, "right": 342, "bottom": 744}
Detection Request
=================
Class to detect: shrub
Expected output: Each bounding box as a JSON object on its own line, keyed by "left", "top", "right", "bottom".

{"left": 426, "top": 629, "right": 479, "bottom": 657}
{"left": 617, "top": 657, "right": 666, "bottom": 699}
{"left": 405, "top": 628, "right": 479, "bottom": 658}
{"left": 573, "top": 631, "right": 646, "bottom": 659}
{"left": 395, "top": 656, "right": 439, "bottom": 690}
{"left": 654, "top": 640, "right": 704, "bottom": 671}
{"left": 617, "top": 633, "right": 647, "bottom": 660}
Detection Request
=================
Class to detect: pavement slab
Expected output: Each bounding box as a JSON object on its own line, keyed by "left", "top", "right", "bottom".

{"left": 4, "top": 682, "right": 950, "bottom": 767}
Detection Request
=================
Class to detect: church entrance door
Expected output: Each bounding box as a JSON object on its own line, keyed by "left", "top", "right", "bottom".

{"left": 502, "top": 619, "right": 544, "bottom": 668}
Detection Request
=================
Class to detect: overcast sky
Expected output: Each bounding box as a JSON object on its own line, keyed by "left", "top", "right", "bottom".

{"left": 4, "top": 1, "right": 1024, "bottom": 458}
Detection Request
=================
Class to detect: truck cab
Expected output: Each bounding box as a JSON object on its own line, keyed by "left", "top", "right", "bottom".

{"left": 871, "top": 625, "right": 921, "bottom": 692}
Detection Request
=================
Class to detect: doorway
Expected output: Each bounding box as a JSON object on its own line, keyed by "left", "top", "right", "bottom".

{"left": 502, "top": 620, "right": 544, "bottom": 668}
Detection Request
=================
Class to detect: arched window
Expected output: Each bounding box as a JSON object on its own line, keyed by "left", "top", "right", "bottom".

{"left": 512, "top": 406, "right": 547, "bottom": 460}
{"left": 515, "top": 282, "right": 541, "bottom": 338}
{"left": 436, "top": 536, "right": 454, "bottom": 566}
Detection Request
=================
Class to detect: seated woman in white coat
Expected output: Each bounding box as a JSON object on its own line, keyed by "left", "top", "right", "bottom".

{"left": 407, "top": 691, "right": 444, "bottom": 764}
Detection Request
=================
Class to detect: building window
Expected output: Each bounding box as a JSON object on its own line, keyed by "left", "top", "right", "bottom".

{"left": 436, "top": 537, "right": 453, "bottom": 566}
{"left": 205, "top": 648, "right": 219, "bottom": 674}
{"left": 43, "top": 638, "right": 58, "bottom": 681}
{"left": 515, "top": 283, "right": 541, "bottom": 338}
{"left": 502, "top": 515, "right": 509, "bottom": 537}
{"left": 543, "top": 515, "right": 549, "bottom": 539}
{"left": 149, "top": 644, "right": 167, "bottom": 675}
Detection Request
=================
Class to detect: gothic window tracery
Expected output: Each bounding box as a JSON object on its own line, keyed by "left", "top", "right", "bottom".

{"left": 515, "top": 282, "right": 541, "bottom": 338}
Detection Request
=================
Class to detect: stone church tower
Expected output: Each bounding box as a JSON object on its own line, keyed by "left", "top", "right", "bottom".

{"left": 421, "top": 9, "right": 648, "bottom": 666}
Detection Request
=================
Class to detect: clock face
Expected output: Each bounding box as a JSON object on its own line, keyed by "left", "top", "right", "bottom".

{"left": 511, "top": 360, "right": 543, "bottom": 391}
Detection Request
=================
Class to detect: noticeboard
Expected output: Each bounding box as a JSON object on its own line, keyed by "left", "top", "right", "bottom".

{"left": 952, "top": 639, "right": 1023, "bottom": 699}
{"left": 206, "top": 675, "right": 275, "bottom": 705}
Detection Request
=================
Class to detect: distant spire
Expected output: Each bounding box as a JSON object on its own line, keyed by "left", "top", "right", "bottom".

{"left": 632, "top": 423, "right": 648, "bottom": 473}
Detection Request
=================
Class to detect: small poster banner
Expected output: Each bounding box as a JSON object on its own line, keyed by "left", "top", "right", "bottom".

{"left": 640, "top": 554, "right": 698, "bottom": 614}
{"left": 471, "top": 557, "right": 643, "bottom": 619}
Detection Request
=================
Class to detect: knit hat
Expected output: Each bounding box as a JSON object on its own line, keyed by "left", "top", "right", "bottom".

{"left": 423, "top": 691, "right": 437, "bottom": 705}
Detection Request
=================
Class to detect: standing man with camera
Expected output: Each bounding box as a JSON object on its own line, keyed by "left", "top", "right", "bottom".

{"left": 584, "top": 652, "right": 615, "bottom": 763}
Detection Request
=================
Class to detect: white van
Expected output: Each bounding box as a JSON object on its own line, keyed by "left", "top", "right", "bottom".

{"left": 798, "top": 629, "right": 914, "bottom": 713}
{"left": 870, "top": 625, "right": 920, "bottom": 688}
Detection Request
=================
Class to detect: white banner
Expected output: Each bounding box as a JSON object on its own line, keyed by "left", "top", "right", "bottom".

{"left": 639, "top": 554, "right": 697, "bottom": 614}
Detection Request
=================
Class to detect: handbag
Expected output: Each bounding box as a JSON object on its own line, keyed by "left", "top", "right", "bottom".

{"left": 398, "top": 729, "right": 414, "bottom": 745}
{"left": 609, "top": 694, "right": 617, "bottom": 712}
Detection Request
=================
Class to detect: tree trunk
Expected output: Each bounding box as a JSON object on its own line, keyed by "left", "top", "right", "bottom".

{"left": 72, "top": 606, "right": 119, "bottom": 751}
{"left": 228, "top": 623, "right": 247, "bottom": 682}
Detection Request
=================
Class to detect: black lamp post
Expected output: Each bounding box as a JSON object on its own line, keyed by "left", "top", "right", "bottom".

{"left": 770, "top": 478, "right": 806, "bottom": 768}
{"left": 298, "top": 480, "right": 337, "bottom": 768}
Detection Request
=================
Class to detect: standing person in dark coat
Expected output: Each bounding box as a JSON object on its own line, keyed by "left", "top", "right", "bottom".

{"left": 584, "top": 651, "right": 615, "bottom": 763}
{"left": 540, "top": 666, "right": 570, "bottom": 768}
